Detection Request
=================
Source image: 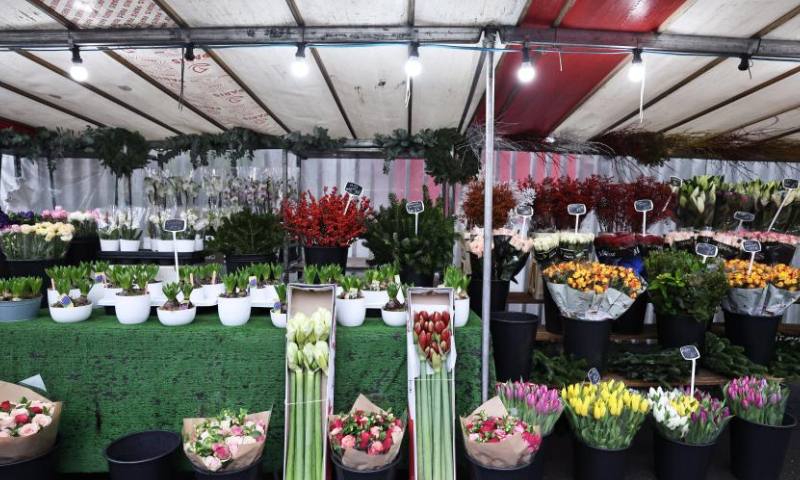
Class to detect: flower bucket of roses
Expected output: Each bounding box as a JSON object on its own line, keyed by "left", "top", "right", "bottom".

{"left": 183, "top": 408, "right": 270, "bottom": 477}
{"left": 467, "top": 228, "right": 533, "bottom": 314}
{"left": 328, "top": 395, "right": 405, "bottom": 479}
{"left": 460, "top": 397, "right": 543, "bottom": 480}
{"left": 0, "top": 381, "right": 62, "bottom": 467}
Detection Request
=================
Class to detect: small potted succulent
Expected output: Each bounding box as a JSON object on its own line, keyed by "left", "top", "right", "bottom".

{"left": 443, "top": 265, "right": 470, "bottom": 327}
{"left": 217, "top": 273, "right": 251, "bottom": 327}
{"left": 114, "top": 266, "right": 152, "bottom": 325}
{"left": 381, "top": 283, "right": 407, "bottom": 327}
{"left": 157, "top": 282, "right": 196, "bottom": 326}
{"left": 270, "top": 284, "right": 288, "bottom": 328}
{"left": 0, "top": 276, "right": 43, "bottom": 322}
{"left": 49, "top": 277, "right": 93, "bottom": 323}
{"left": 199, "top": 263, "right": 225, "bottom": 300}
{"left": 336, "top": 275, "right": 366, "bottom": 327}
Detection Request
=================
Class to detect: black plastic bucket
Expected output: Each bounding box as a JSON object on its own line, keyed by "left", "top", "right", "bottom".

{"left": 562, "top": 317, "right": 612, "bottom": 374}
{"left": 730, "top": 413, "right": 796, "bottom": 480}
{"left": 332, "top": 452, "right": 400, "bottom": 480}
{"left": 653, "top": 432, "right": 713, "bottom": 480}
{"left": 466, "top": 452, "right": 536, "bottom": 480}
{"left": 490, "top": 312, "right": 539, "bottom": 382}
{"left": 611, "top": 292, "right": 648, "bottom": 334}
{"left": 723, "top": 309, "right": 781, "bottom": 365}
{"left": 468, "top": 280, "right": 510, "bottom": 316}
{"left": 399, "top": 264, "right": 434, "bottom": 287}
{"left": 193, "top": 455, "right": 263, "bottom": 480}
{"left": 655, "top": 313, "right": 707, "bottom": 351}
{"left": 542, "top": 286, "right": 563, "bottom": 334}
{"left": 104, "top": 430, "right": 181, "bottom": 480}
{"left": 572, "top": 437, "right": 629, "bottom": 480}
{"left": 0, "top": 434, "right": 61, "bottom": 479}
{"left": 528, "top": 433, "right": 549, "bottom": 480}
{"left": 224, "top": 254, "right": 276, "bottom": 275}
{"left": 304, "top": 246, "right": 349, "bottom": 272}
{"left": 66, "top": 236, "right": 99, "bottom": 265}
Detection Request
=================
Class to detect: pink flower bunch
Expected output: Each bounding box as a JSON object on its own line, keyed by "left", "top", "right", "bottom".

{"left": 724, "top": 377, "right": 789, "bottom": 427}
{"left": 41, "top": 206, "right": 68, "bottom": 221}
{"left": 496, "top": 381, "right": 563, "bottom": 435}
{"left": 741, "top": 231, "right": 799, "bottom": 246}
{"left": 0, "top": 398, "right": 55, "bottom": 438}
{"left": 329, "top": 409, "right": 404, "bottom": 457}
{"left": 183, "top": 409, "right": 267, "bottom": 472}
{"left": 463, "top": 412, "right": 541, "bottom": 452}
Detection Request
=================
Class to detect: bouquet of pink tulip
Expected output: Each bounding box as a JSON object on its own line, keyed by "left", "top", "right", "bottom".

{"left": 496, "top": 381, "right": 563, "bottom": 436}
{"left": 724, "top": 377, "right": 789, "bottom": 426}
{"left": 183, "top": 408, "right": 270, "bottom": 473}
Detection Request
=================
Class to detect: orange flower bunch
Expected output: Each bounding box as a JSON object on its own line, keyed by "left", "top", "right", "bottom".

{"left": 770, "top": 264, "right": 799, "bottom": 292}
{"left": 543, "top": 262, "right": 642, "bottom": 298}
{"left": 724, "top": 260, "right": 799, "bottom": 292}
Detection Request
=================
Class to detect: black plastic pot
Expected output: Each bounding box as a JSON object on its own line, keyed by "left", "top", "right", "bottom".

{"left": 723, "top": 309, "right": 781, "bottom": 365}
{"left": 763, "top": 242, "right": 797, "bottom": 265}
{"left": 0, "top": 253, "right": 8, "bottom": 279}
{"left": 66, "top": 236, "right": 99, "bottom": 265}
{"left": 611, "top": 292, "right": 648, "bottom": 334}
{"left": 528, "top": 433, "right": 549, "bottom": 480}
{"left": 468, "top": 279, "right": 510, "bottom": 316}
{"left": 399, "top": 264, "right": 434, "bottom": 287}
{"left": 655, "top": 313, "right": 707, "bottom": 352}
{"left": 304, "top": 245, "right": 349, "bottom": 272}
{"left": 6, "top": 258, "right": 65, "bottom": 297}
{"left": 563, "top": 317, "right": 612, "bottom": 374}
{"left": 192, "top": 455, "right": 263, "bottom": 480}
{"left": 572, "top": 437, "right": 629, "bottom": 480}
{"left": 653, "top": 432, "right": 713, "bottom": 480}
{"left": 104, "top": 430, "right": 181, "bottom": 480}
{"left": 730, "top": 413, "right": 796, "bottom": 480}
{"left": 542, "top": 285, "right": 563, "bottom": 334}
{"left": 224, "top": 254, "right": 276, "bottom": 275}
{"left": 332, "top": 451, "right": 400, "bottom": 480}
{"left": 466, "top": 451, "right": 536, "bottom": 480}
{"left": 490, "top": 312, "right": 539, "bottom": 382}
{"left": 0, "top": 434, "right": 61, "bottom": 479}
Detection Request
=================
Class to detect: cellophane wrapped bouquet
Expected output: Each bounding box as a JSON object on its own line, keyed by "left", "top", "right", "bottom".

{"left": 328, "top": 395, "right": 405, "bottom": 471}
{"left": 183, "top": 408, "right": 270, "bottom": 472}
{"left": 460, "top": 397, "right": 542, "bottom": 468}
{"left": 0, "top": 382, "right": 62, "bottom": 465}
{"left": 722, "top": 260, "right": 800, "bottom": 316}
{"left": 543, "top": 262, "right": 644, "bottom": 320}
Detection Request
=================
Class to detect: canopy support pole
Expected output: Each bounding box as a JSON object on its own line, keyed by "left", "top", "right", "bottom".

{"left": 481, "top": 39, "right": 495, "bottom": 403}
{"left": 282, "top": 149, "right": 290, "bottom": 283}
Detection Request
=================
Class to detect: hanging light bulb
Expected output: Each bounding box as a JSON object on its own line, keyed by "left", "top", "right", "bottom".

{"left": 70, "top": 46, "right": 88, "bottom": 82}
{"left": 517, "top": 43, "right": 535, "bottom": 83}
{"left": 628, "top": 49, "right": 645, "bottom": 82}
{"left": 405, "top": 42, "right": 422, "bottom": 77}
{"left": 291, "top": 43, "right": 309, "bottom": 77}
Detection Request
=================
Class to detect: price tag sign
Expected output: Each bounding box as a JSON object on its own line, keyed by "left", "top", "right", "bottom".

{"left": 783, "top": 178, "right": 799, "bottom": 190}
{"left": 587, "top": 368, "right": 601, "bottom": 385}
{"left": 669, "top": 176, "right": 683, "bottom": 188}
{"left": 345, "top": 182, "right": 364, "bottom": 196}
{"left": 163, "top": 219, "right": 186, "bottom": 233}
{"left": 734, "top": 211, "right": 755, "bottom": 222}
{"left": 515, "top": 205, "right": 533, "bottom": 217}
{"left": 742, "top": 240, "right": 761, "bottom": 253}
{"left": 634, "top": 199, "right": 653, "bottom": 212}
{"left": 680, "top": 345, "right": 701, "bottom": 360}
{"left": 568, "top": 204, "right": 587, "bottom": 216}
{"left": 695, "top": 242, "right": 718, "bottom": 263}
{"left": 406, "top": 201, "right": 424, "bottom": 214}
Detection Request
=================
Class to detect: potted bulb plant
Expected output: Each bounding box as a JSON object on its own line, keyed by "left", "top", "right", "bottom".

{"left": 318, "top": 263, "right": 342, "bottom": 285}
{"left": 98, "top": 221, "right": 120, "bottom": 252}
{"left": 217, "top": 273, "right": 251, "bottom": 327}
{"left": 118, "top": 217, "right": 143, "bottom": 252}
{"left": 199, "top": 263, "right": 225, "bottom": 300}
{"left": 381, "top": 283, "right": 406, "bottom": 327}
{"left": 0, "top": 276, "right": 43, "bottom": 322}
{"left": 443, "top": 266, "right": 470, "bottom": 327}
{"left": 270, "top": 284, "right": 287, "bottom": 328}
{"left": 177, "top": 266, "right": 204, "bottom": 305}
{"left": 157, "top": 282, "right": 196, "bottom": 326}
{"left": 114, "top": 266, "right": 151, "bottom": 325}
{"left": 247, "top": 263, "right": 271, "bottom": 303}
{"left": 207, "top": 209, "right": 284, "bottom": 274}
{"left": 44, "top": 265, "right": 81, "bottom": 306}
{"left": 49, "top": 277, "right": 93, "bottom": 323}
{"left": 336, "top": 275, "right": 366, "bottom": 327}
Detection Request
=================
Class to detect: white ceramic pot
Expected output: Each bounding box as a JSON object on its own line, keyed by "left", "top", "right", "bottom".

{"left": 363, "top": 290, "right": 389, "bottom": 308}
{"left": 119, "top": 239, "right": 140, "bottom": 252}
{"left": 189, "top": 287, "right": 204, "bottom": 305}
{"left": 142, "top": 237, "right": 152, "bottom": 251}
{"left": 270, "top": 310, "right": 287, "bottom": 328}
{"left": 175, "top": 239, "right": 196, "bottom": 253}
{"left": 194, "top": 237, "right": 204, "bottom": 252}
{"left": 454, "top": 297, "right": 470, "bottom": 327}
{"left": 88, "top": 283, "right": 104, "bottom": 308}
{"left": 218, "top": 296, "right": 252, "bottom": 326}
{"left": 100, "top": 239, "right": 119, "bottom": 252}
{"left": 147, "top": 282, "right": 164, "bottom": 299}
{"left": 103, "top": 287, "right": 123, "bottom": 301}
{"left": 49, "top": 304, "right": 93, "bottom": 323}
{"left": 381, "top": 308, "right": 407, "bottom": 327}
{"left": 157, "top": 239, "right": 174, "bottom": 252}
{"left": 336, "top": 297, "right": 367, "bottom": 327}
{"left": 203, "top": 283, "right": 226, "bottom": 300}
{"left": 157, "top": 306, "right": 196, "bottom": 326}
{"left": 47, "top": 288, "right": 80, "bottom": 307}
{"left": 263, "top": 285, "right": 278, "bottom": 303}
{"left": 114, "top": 293, "right": 151, "bottom": 324}
{"left": 250, "top": 287, "right": 269, "bottom": 303}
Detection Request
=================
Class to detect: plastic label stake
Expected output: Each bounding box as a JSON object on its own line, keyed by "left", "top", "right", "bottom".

{"left": 767, "top": 179, "right": 797, "bottom": 232}
{"left": 343, "top": 182, "right": 363, "bottom": 214}
{"left": 695, "top": 242, "right": 718, "bottom": 264}
{"left": 669, "top": 176, "right": 683, "bottom": 188}
{"left": 742, "top": 240, "right": 761, "bottom": 275}
{"left": 515, "top": 205, "right": 533, "bottom": 237}
{"left": 634, "top": 199, "right": 653, "bottom": 235}
{"left": 406, "top": 200, "right": 424, "bottom": 235}
{"left": 568, "top": 204, "right": 586, "bottom": 234}
{"left": 163, "top": 218, "right": 187, "bottom": 283}
{"left": 733, "top": 211, "right": 755, "bottom": 231}
{"left": 680, "top": 345, "right": 701, "bottom": 397}
{"left": 587, "top": 367, "right": 601, "bottom": 385}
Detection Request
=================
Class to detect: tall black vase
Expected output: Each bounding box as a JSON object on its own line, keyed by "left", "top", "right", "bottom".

{"left": 653, "top": 432, "right": 714, "bottom": 480}
{"left": 490, "top": 312, "right": 539, "bottom": 382}
{"left": 542, "top": 285, "right": 563, "bottom": 334}
{"left": 655, "top": 313, "right": 708, "bottom": 352}
{"left": 611, "top": 292, "right": 648, "bottom": 334}
{"left": 723, "top": 309, "right": 781, "bottom": 365}
{"left": 468, "top": 279, "right": 510, "bottom": 316}
{"left": 563, "top": 317, "right": 612, "bottom": 373}
{"left": 303, "top": 245, "right": 349, "bottom": 272}
{"left": 730, "top": 413, "right": 796, "bottom": 480}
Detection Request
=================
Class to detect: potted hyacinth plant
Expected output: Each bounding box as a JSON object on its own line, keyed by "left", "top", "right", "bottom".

{"left": 725, "top": 377, "right": 795, "bottom": 480}
{"left": 0, "top": 276, "right": 43, "bottom": 322}
{"left": 318, "top": 263, "right": 342, "bottom": 285}
{"left": 49, "top": 276, "right": 93, "bottom": 324}
{"left": 44, "top": 264, "right": 83, "bottom": 306}
{"left": 381, "top": 283, "right": 406, "bottom": 327}
{"left": 443, "top": 266, "right": 470, "bottom": 327}
{"left": 648, "top": 387, "right": 732, "bottom": 480}
{"left": 198, "top": 263, "right": 224, "bottom": 300}
{"left": 217, "top": 273, "right": 251, "bottom": 327}
{"left": 270, "top": 284, "right": 287, "bottom": 328}
{"left": 177, "top": 265, "right": 204, "bottom": 305}
{"left": 157, "top": 282, "right": 196, "bottom": 326}
{"left": 113, "top": 266, "right": 152, "bottom": 325}
{"left": 362, "top": 267, "right": 388, "bottom": 308}
{"left": 336, "top": 275, "right": 366, "bottom": 327}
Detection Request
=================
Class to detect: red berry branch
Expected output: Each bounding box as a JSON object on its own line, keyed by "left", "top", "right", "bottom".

{"left": 280, "top": 187, "right": 374, "bottom": 247}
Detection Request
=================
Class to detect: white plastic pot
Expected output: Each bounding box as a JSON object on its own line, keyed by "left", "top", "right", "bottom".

{"left": 454, "top": 297, "right": 470, "bottom": 327}
{"left": 336, "top": 297, "right": 367, "bottom": 327}
{"left": 381, "top": 308, "right": 407, "bottom": 327}
{"left": 157, "top": 306, "right": 196, "bottom": 326}
{"left": 157, "top": 239, "right": 174, "bottom": 252}
{"left": 147, "top": 282, "right": 164, "bottom": 299}
{"left": 194, "top": 237, "right": 204, "bottom": 252}
{"left": 47, "top": 288, "right": 80, "bottom": 307}
{"left": 218, "top": 296, "right": 252, "bottom": 326}
{"left": 189, "top": 286, "right": 204, "bottom": 305}
{"left": 100, "top": 239, "right": 119, "bottom": 252}
{"left": 119, "top": 239, "right": 140, "bottom": 252}
{"left": 250, "top": 286, "right": 269, "bottom": 303}
{"left": 203, "top": 283, "right": 226, "bottom": 300}
{"left": 114, "top": 293, "right": 151, "bottom": 324}
{"left": 363, "top": 290, "right": 389, "bottom": 308}
{"left": 175, "top": 239, "right": 196, "bottom": 253}
{"left": 270, "top": 310, "right": 287, "bottom": 328}
{"left": 142, "top": 237, "right": 152, "bottom": 251}
{"left": 87, "top": 283, "right": 104, "bottom": 308}
{"left": 103, "top": 286, "right": 122, "bottom": 301}
{"left": 263, "top": 285, "right": 278, "bottom": 303}
{"left": 49, "top": 303, "right": 93, "bottom": 323}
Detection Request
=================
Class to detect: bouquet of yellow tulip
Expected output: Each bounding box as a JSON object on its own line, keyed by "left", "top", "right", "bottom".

{"left": 543, "top": 262, "right": 644, "bottom": 321}
{"left": 722, "top": 260, "right": 800, "bottom": 316}
{"left": 561, "top": 380, "right": 649, "bottom": 449}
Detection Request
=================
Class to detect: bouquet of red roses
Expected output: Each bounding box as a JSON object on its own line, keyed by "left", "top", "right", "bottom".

{"left": 460, "top": 397, "right": 542, "bottom": 468}
{"left": 0, "top": 381, "right": 62, "bottom": 465}
{"left": 329, "top": 395, "right": 405, "bottom": 471}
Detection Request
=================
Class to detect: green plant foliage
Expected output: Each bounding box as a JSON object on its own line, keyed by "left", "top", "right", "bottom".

{"left": 83, "top": 127, "right": 149, "bottom": 178}
{"left": 206, "top": 209, "right": 283, "bottom": 256}
{"left": 704, "top": 332, "right": 769, "bottom": 377}
{"left": 770, "top": 338, "right": 800, "bottom": 381}
{"left": 606, "top": 350, "right": 689, "bottom": 388}
{"left": 361, "top": 187, "right": 455, "bottom": 276}
{"left": 530, "top": 349, "right": 588, "bottom": 387}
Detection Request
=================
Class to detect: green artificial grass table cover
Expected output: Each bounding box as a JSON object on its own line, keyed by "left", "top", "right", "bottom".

{"left": 0, "top": 309, "right": 486, "bottom": 473}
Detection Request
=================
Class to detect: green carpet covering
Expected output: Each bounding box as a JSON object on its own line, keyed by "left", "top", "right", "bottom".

{"left": 0, "top": 309, "right": 486, "bottom": 473}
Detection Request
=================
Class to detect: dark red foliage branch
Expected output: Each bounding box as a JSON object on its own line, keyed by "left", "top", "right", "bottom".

{"left": 462, "top": 178, "right": 517, "bottom": 229}
{"left": 520, "top": 175, "right": 604, "bottom": 230}
{"left": 280, "top": 187, "right": 374, "bottom": 247}
{"left": 594, "top": 176, "right": 675, "bottom": 232}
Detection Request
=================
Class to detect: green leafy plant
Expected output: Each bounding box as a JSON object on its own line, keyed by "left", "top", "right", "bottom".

{"left": 206, "top": 209, "right": 283, "bottom": 256}
{"left": 703, "top": 332, "right": 768, "bottom": 378}
{"left": 272, "top": 263, "right": 284, "bottom": 284}
{"left": 770, "top": 338, "right": 800, "bottom": 381}
{"left": 198, "top": 263, "right": 223, "bottom": 285}
{"left": 275, "top": 283, "right": 287, "bottom": 313}
{"left": 443, "top": 265, "right": 470, "bottom": 300}
{"left": 337, "top": 275, "right": 364, "bottom": 299}
{"left": 221, "top": 274, "right": 239, "bottom": 298}
{"left": 607, "top": 350, "right": 689, "bottom": 388}
{"left": 236, "top": 273, "right": 250, "bottom": 297}
{"left": 530, "top": 350, "right": 587, "bottom": 387}
{"left": 161, "top": 282, "right": 182, "bottom": 310}
{"left": 303, "top": 265, "right": 319, "bottom": 285}
{"left": 383, "top": 283, "right": 405, "bottom": 311}
{"left": 317, "top": 264, "right": 342, "bottom": 285}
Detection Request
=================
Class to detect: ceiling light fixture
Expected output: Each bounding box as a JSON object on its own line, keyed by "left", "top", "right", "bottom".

{"left": 405, "top": 42, "right": 422, "bottom": 77}
{"left": 184, "top": 42, "right": 195, "bottom": 62}
{"left": 291, "top": 43, "right": 309, "bottom": 78}
{"left": 70, "top": 46, "right": 88, "bottom": 82}
{"left": 738, "top": 54, "right": 750, "bottom": 71}
{"left": 517, "top": 43, "right": 535, "bottom": 83}
{"left": 628, "top": 49, "right": 645, "bottom": 82}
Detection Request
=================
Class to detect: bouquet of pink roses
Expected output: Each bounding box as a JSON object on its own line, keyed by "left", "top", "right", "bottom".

{"left": 328, "top": 395, "right": 405, "bottom": 471}
{"left": 0, "top": 381, "right": 62, "bottom": 465}
{"left": 460, "top": 397, "right": 542, "bottom": 468}
{"left": 183, "top": 408, "right": 270, "bottom": 473}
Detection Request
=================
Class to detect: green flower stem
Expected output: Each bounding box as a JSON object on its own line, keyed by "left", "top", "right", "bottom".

{"left": 304, "top": 370, "right": 314, "bottom": 479}
{"left": 314, "top": 371, "right": 322, "bottom": 480}
{"left": 432, "top": 367, "right": 442, "bottom": 480}
{"left": 293, "top": 370, "right": 304, "bottom": 480}
{"left": 442, "top": 367, "right": 453, "bottom": 480}
{"left": 286, "top": 371, "right": 296, "bottom": 480}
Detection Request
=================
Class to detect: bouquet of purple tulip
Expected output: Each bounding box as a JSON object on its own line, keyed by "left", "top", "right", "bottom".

{"left": 496, "top": 381, "right": 563, "bottom": 436}
{"left": 724, "top": 377, "right": 789, "bottom": 426}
